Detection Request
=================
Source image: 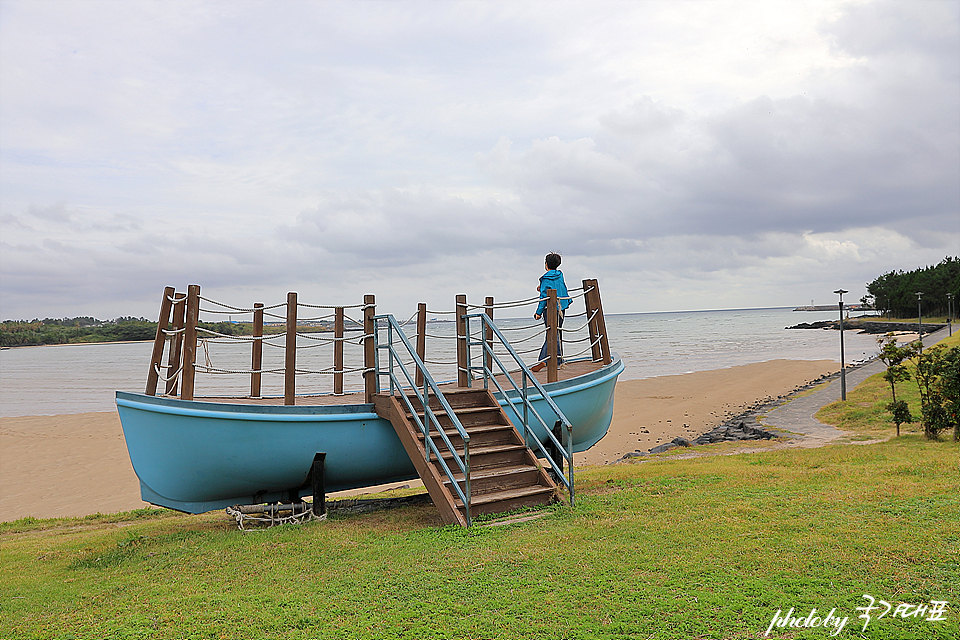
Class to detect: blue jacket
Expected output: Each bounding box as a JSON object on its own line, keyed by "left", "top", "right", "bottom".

{"left": 536, "top": 270, "right": 571, "bottom": 316}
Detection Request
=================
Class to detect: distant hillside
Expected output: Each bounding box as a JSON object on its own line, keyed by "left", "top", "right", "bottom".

{"left": 0, "top": 317, "right": 329, "bottom": 347}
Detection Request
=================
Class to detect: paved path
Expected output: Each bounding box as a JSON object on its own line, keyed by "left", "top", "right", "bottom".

{"left": 760, "top": 326, "right": 953, "bottom": 445}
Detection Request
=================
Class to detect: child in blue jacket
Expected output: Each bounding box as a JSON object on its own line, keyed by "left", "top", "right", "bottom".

{"left": 532, "top": 253, "right": 570, "bottom": 371}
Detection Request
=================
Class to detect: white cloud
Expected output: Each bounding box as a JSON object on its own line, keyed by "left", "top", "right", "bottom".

{"left": 1, "top": 0, "right": 957, "bottom": 321}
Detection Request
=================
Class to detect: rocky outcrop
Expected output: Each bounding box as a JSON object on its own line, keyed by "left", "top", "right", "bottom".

{"left": 786, "top": 319, "right": 944, "bottom": 335}
{"left": 618, "top": 422, "right": 778, "bottom": 460}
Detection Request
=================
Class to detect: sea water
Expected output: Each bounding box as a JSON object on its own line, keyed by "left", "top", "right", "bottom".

{"left": 0, "top": 307, "right": 883, "bottom": 417}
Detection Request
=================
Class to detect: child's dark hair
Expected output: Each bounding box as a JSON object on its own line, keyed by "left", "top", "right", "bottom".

{"left": 545, "top": 252, "right": 562, "bottom": 270}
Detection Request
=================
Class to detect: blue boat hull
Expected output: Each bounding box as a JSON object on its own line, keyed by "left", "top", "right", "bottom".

{"left": 116, "top": 355, "right": 623, "bottom": 513}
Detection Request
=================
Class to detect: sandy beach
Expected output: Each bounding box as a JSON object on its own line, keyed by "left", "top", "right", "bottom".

{"left": 0, "top": 358, "right": 837, "bottom": 522}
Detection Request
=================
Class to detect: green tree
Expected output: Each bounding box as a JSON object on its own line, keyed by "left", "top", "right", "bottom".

{"left": 876, "top": 334, "right": 915, "bottom": 436}
{"left": 912, "top": 344, "right": 960, "bottom": 440}
{"left": 866, "top": 256, "right": 960, "bottom": 318}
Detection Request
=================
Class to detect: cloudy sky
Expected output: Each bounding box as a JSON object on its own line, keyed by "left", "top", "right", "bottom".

{"left": 1, "top": 0, "right": 958, "bottom": 321}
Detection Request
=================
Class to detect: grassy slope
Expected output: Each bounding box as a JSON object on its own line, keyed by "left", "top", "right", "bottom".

{"left": 2, "top": 341, "right": 959, "bottom": 639}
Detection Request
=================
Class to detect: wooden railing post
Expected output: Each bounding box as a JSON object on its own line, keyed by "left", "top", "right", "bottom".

{"left": 146, "top": 286, "right": 175, "bottom": 396}
{"left": 250, "top": 302, "right": 264, "bottom": 398}
{"left": 586, "top": 278, "right": 611, "bottom": 364}
{"left": 583, "top": 279, "right": 602, "bottom": 362}
{"left": 415, "top": 303, "right": 427, "bottom": 388}
{"left": 165, "top": 293, "right": 186, "bottom": 396}
{"left": 364, "top": 295, "right": 376, "bottom": 403}
{"left": 181, "top": 284, "right": 200, "bottom": 400}
{"left": 546, "top": 289, "right": 559, "bottom": 383}
{"left": 456, "top": 294, "right": 469, "bottom": 387}
{"left": 284, "top": 292, "right": 297, "bottom": 406}
{"left": 484, "top": 296, "right": 494, "bottom": 375}
{"left": 334, "top": 307, "right": 344, "bottom": 395}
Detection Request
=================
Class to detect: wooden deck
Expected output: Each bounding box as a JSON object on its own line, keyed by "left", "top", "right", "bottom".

{"left": 190, "top": 359, "right": 604, "bottom": 406}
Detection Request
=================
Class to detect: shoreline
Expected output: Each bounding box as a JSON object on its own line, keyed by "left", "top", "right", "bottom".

{"left": 0, "top": 358, "right": 838, "bottom": 522}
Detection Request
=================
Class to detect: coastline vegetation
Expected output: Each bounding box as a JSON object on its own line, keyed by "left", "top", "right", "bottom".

{"left": 864, "top": 256, "right": 960, "bottom": 318}
{"left": 0, "top": 318, "right": 331, "bottom": 348}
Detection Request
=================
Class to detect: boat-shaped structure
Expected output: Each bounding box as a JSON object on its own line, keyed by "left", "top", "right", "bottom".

{"left": 116, "top": 356, "right": 623, "bottom": 514}
{"left": 116, "top": 281, "right": 622, "bottom": 522}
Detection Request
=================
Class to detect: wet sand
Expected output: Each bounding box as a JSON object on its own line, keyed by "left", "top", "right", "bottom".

{"left": 0, "top": 358, "right": 836, "bottom": 522}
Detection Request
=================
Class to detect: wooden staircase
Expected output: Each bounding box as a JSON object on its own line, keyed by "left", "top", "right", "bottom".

{"left": 373, "top": 388, "right": 559, "bottom": 526}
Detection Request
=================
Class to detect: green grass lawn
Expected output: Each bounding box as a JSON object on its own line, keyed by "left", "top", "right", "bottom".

{"left": 3, "top": 338, "right": 959, "bottom": 639}
{"left": 3, "top": 438, "right": 957, "bottom": 639}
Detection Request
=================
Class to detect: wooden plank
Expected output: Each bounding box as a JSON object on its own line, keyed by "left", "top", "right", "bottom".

{"left": 145, "top": 286, "right": 175, "bottom": 396}
{"left": 583, "top": 278, "right": 602, "bottom": 362}
{"left": 284, "top": 292, "right": 297, "bottom": 406}
{"left": 165, "top": 293, "right": 186, "bottom": 396}
{"left": 415, "top": 303, "right": 426, "bottom": 388}
{"left": 180, "top": 284, "right": 200, "bottom": 401}
{"left": 456, "top": 294, "right": 468, "bottom": 387}
{"left": 546, "top": 289, "right": 559, "bottom": 383}
{"left": 250, "top": 302, "right": 263, "bottom": 398}
{"left": 363, "top": 294, "right": 376, "bottom": 403}
{"left": 334, "top": 307, "right": 344, "bottom": 395}
{"left": 484, "top": 296, "right": 494, "bottom": 375}
{"left": 590, "top": 279, "right": 612, "bottom": 364}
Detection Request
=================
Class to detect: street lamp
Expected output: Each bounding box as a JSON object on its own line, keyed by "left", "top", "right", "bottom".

{"left": 916, "top": 291, "right": 923, "bottom": 352}
{"left": 834, "top": 289, "right": 848, "bottom": 401}
{"left": 948, "top": 293, "right": 954, "bottom": 337}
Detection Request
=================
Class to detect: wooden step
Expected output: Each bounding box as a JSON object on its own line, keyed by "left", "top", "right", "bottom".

{"left": 435, "top": 443, "right": 530, "bottom": 469}
{"left": 403, "top": 389, "right": 493, "bottom": 412}
{"left": 420, "top": 423, "right": 518, "bottom": 449}
{"left": 453, "top": 485, "right": 557, "bottom": 516}
{"left": 405, "top": 405, "right": 500, "bottom": 419}
{"left": 405, "top": 405, "right": 506, "bottom": 429}
{"left": 442, "top": 463, "right": 543, "bottom": 496}
{"left": 374, "top": 388, "right": 558, "bottom": 526}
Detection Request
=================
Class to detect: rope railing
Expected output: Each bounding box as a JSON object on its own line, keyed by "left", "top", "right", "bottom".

{"left": 148, "top": 279, "right": 610, "bottom": 403}
{"left": 559, "top": 335, "right": 605, "bottom": 360}
{"left": 198, "top": 297, "right": 286, "bottom": 313}
{"left": 153, "top": 362, "right": 183, "bottom": 383}
{"left": 194, "top": 364, "right": 372, "bottom": 376}
{"left": 298, "top": 301, "right": 368, "bottom": 309}
{"left": 560, "top": 309, "right": 599, "bottom": 335}
{"left": 498, "top": 321, "right": 544, "bottom": 331}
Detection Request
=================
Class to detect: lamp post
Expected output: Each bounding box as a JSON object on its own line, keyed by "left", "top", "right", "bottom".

{"left": 834, "top": 289, "right": 848, "bottom": 401}
{"left": 948, "top": 293, "right": 954, "bottom": 337}
{"left": 916, "top": 291, "right": 923, "bottom": 352}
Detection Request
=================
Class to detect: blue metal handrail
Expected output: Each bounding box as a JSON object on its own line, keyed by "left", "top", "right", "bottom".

{"left": 373, "top": 314, "right": 471, "bottom": 525}
{"left": 464, "top": 312, "right": 575, "bottom": 506}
